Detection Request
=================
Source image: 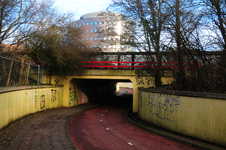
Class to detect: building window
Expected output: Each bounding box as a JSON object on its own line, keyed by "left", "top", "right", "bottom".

{"left": 95, "top": 21, "right": 98, "bottom": 25}
{"left": 99, "top": 45, "right": 101, "bottom": 48}
{"left": 99, "top": 37, "right": 102, "bottom": 40}
{"left": 90, "top": 30, "right": 93, "bottom": 33}
{"left": 90, "top": 45, "right": 92, "bottom": 48}
{"left": 90, "top": 22, "right": 93, "bottom": 25}
{"left": 83, "top": 23, "right": 85, "bottom": 25}
{"left": 90, "top": 37, "right": 93, "bottom": 40}
{"left": 94, "top": 37, "right": 97, "bottom": 40}
{"left": 104, "top": 37, "right": 106, "bottom": 40}
{"left": 108, "top": 45, "right": 111, "bottom": 48}
{"left": 104, "top": 45, "right": 106, "bottom": 48}
{"left": 94, "top": 29, "right": 97, "bottom": 32}
{"left": 86, "top": 22, "right": 89, "bottom": 25}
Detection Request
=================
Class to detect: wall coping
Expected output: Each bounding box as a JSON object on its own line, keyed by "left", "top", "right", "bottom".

{"left": 0, "top": 85, "right": 63, "bottom": 94}
{"left": 138, "top": 87, "right": 226, "bottom": 100}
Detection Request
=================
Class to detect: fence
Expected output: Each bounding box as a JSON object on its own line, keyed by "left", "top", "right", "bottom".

{"left": 0, "top": 56, "right": 44, "bottom": 87}
{"left": 81, "top": 61, "right": 200, "bottom": 70}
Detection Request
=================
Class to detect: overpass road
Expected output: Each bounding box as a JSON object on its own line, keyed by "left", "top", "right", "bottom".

{"left": 69, "top": 89, "right": 197, "bottom": 150}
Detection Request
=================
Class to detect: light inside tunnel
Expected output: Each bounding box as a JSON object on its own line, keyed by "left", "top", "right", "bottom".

{"left": 116, "top": 82, "right": 133, "bottom": 89}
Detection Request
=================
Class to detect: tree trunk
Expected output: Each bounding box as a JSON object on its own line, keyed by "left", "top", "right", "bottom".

{"left": 175, "top": 0, "right": 185, "bottom": 89}
{"left": 19, "top": 58, "right": 25, "bottom": 85}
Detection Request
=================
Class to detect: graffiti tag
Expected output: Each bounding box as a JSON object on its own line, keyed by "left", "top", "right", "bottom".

{"left": 136, "top": 77, "right": 145, "bottom": 85}
{"left": 69, "top": 91, "right": 78, "bottom": 106}
{"left": 136, "top": 77, "right": 154, "bottom": 85}
{"left": 29, "top": 90, "right": 37, "bottom": 108}
{"left": 148, "top": 94, "right": 181, "bottom": 122}
{"left": 40, "top": 95, "right": 45, "bottom": 109}
{"left": 51, "top": 89, "right": 57, "bottom": 104}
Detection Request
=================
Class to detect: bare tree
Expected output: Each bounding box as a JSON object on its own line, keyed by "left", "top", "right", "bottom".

{"left": 107, "top": 0, "right": 169, "bottom": 87}
{"left": 201, "top": 0, "right": 226, "bottom": 67}
{"left": 0, "top": 0, "right": 97, "bottom": 79}
{"left": 0, "top": 0, "right": 58, "bottom": 55}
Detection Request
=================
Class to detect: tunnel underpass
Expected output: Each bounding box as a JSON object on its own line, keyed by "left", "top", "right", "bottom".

{"left": 68, "top": 88, "right": 198, "bottom": 150}
{"left": 69, "top": 78, "right": 133, "bottom": 103}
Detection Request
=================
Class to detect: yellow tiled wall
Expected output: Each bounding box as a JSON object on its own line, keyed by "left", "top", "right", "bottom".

{"left": 138, "top": 91, "right": 226, "bottom": 147}
{"left": 0, "top": 87, "right": 63, "bottom": 130}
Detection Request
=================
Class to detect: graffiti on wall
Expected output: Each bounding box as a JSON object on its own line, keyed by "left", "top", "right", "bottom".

{"left": 29, "top": 90, "right": 37, "bottom": 107}
{"left": 145, "top": 77, "right": 155, "bottom": 85}
{"left": 69, "top": 91, "right": 77, "bottom": 106}
{"left": 40, "top": 95, "right": 45, "bottom": 109}
{"left": 147, "top": 93, "right": 181, "bottom": 122}
{"left": 69, "top": 87, "right": 78, "bottom": 106}
{"left": 136, "top": 77, "right": 145, "bottom": 85}
{"left": 29, "top": 90, "right": 46, "bottom": 109}
{"left": 51, "top": 89, "right": 57, "bottom": 104}
{"left": 136, "top": 77, "right": 154, "bottom": 85}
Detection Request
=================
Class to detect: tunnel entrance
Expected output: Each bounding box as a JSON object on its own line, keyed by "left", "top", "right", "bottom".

{"left": 69, "top": 78, "right": 132, "bottom": 103}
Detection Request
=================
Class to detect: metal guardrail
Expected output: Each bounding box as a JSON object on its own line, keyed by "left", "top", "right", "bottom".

{"left": 81, "top": 61, "right": 200, "bottom": 70}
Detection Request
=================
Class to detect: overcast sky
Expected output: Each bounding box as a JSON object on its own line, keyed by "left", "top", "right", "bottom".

{"left": 53, "top": 0, "right": 112, "bottom": 20}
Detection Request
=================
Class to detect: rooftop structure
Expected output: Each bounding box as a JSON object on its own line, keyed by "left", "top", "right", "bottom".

{"left": 73, "top": 12, "right": 134, "bottom": 52}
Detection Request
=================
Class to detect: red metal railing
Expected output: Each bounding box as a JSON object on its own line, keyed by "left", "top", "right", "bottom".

{"left": 81, "top": 61, "right": 200, "bottom": 70}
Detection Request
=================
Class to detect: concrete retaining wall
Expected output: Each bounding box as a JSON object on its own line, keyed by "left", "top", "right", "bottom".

{"left": 138, "top": 88, "right": 226, "bottom": 147}
{"left": 0, "top": 86, "right": 63, "bottom": 130}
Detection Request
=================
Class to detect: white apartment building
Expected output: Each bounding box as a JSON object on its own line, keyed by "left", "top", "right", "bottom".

{"left": 73, "top": 12, "right": 134, "bottom": 52}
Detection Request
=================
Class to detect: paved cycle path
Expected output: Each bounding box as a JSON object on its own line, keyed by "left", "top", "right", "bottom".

{"left": 0, "top": 102, "right": 99, "bottom": 150}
